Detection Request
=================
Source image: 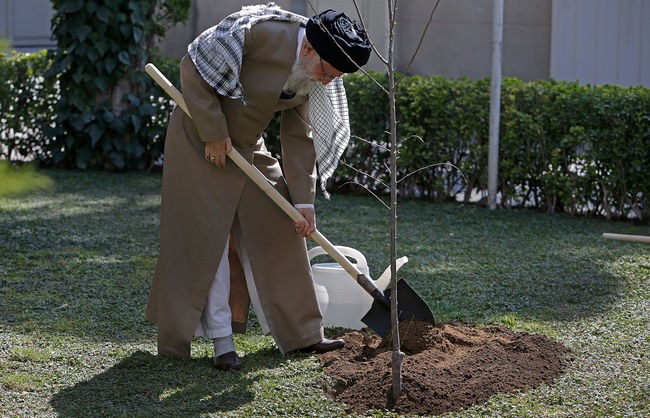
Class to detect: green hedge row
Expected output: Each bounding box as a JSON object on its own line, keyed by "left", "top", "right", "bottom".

{"left": 332, "top": 73, "right": 648, "bottom": 220}
{"left": 0, "top": 50, "right": 57, "bottom": 161}
{"left": 0, "top": 50, "right": 178, "bottom": 168}
{"left": 1, "top": 53, "right": 647, "bottom": 220}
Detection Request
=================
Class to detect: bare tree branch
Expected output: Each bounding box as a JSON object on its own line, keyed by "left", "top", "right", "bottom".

{"left": 339, "top": 160, "right": 389, "bottom": 189}
{"left": 337, "top": 181, "right": 390, "bottom": 209}
{"left": 396, "top": 162, "right": 469, "bottom": 188}
{"left": 397, "top": 133, "right": 423, "bottom": 147}
{"left": 351, "top": 134, "right": 390, "bottom": 152}
{"left": 396, "top": 0, "right": 441, "bottom": 87}
{"left": 351, "top": 0, "right": 389, "bottom": 65}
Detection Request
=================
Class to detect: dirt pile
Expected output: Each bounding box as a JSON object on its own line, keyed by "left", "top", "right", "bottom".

{"left": 317, "top": 321, "right": 570, "bottom": 416}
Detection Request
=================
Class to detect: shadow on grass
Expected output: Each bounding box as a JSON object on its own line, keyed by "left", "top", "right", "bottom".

{"left": 0, "top": 171, "right": 162, "bottom": 341}
{"left": 50, "top": 347, "right": 285, "bottom": 417}
{"left": 2, "top": 171, "right": 646, "bottom": 341}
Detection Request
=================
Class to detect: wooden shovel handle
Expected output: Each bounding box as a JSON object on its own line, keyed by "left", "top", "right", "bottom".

{"left": 602, "top": 233, "right": 650, "bottom": 244}
{"left": 144, "top": 63, "right": 384, "bottom": 295}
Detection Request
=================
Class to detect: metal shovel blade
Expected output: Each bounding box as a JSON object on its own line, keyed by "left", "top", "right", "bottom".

{"left": 361, "top": 280, "right": 436, "bottom": 337}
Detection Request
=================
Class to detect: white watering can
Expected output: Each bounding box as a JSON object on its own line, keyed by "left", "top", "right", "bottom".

{"left": 308, "top": 246, "right": 409, "bottom": 330}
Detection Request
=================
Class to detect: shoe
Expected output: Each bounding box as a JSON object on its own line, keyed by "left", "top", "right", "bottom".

{"left": 213, "top": 351, "right": 241, "bottom": 371}
{"left": 299, "top": 338, "right": 345, "bottom": 354}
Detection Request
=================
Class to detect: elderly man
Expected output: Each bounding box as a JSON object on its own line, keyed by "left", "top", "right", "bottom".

{"left": 146, "top": 4, "right": 371, "bottom": 370}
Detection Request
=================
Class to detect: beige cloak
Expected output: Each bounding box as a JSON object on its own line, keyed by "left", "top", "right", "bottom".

{"left": 146, "top": 20, "right": 324, "bottom": 358}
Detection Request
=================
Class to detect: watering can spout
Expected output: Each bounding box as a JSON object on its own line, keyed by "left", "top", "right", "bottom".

{"left": 375, "top": 256, "right": 409, "bottom": 291}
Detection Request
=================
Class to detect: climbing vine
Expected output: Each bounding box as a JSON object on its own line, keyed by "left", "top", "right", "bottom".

{"left": 47, "top": 0, "right": 189, "bottom": 169}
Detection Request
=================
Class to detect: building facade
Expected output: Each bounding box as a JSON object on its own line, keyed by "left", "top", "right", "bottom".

{"left": 2, "top": 0, "right": 649, "bottom": 87}
{"left": 1, "top": 0, "right": 55, "bottom": 51}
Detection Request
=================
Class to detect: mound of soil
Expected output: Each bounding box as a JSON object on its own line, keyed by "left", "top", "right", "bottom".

{"left": 317, "top": 321, "right": 570, "bottom": 416}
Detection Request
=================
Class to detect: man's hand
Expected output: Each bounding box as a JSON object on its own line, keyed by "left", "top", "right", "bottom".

{"left": 205, "top": 138, "right": 232, "bottom": 168}
{"left": 295, "top": 207, "right": 316, "bottom": 239}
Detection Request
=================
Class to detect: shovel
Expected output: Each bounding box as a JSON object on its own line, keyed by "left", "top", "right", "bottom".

{"left": 145, "top": 63, "right": 435, "bottom": 336}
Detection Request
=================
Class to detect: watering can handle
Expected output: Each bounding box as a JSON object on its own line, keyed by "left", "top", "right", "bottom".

{"left": 308, "top": 246, "right": 369, "bottom": 274}
{"left": 144, "top": 63, "right": 389, "bottom": 305}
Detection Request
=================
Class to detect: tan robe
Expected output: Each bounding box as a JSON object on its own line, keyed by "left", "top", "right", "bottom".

{"left": 146, "top": 20, "right": 324, "bottom": 358}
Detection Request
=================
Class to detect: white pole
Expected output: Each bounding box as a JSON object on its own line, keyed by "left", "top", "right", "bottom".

{"left": 487, "top": 0, "right": 504, "bottom": 209}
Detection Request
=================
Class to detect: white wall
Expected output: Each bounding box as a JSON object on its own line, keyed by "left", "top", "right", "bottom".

{"left": 0, "top": 0, "right": 55, "bottom": 52}
{"left": 4, "top": 0, "right": 649, "bottom": 87}
{"left": 161, "top": 0, "right": 388, "bottom": 73}
{"left": 396, "top": 0, "right": 552, "bottom": 80}
{"left": 551, "top": 0, "right": 650, "bottom": 87}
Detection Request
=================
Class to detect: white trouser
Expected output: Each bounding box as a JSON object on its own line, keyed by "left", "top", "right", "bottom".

{"left": 194, "top": 239, "right": 232, "bottom": 339}
{"left": 194, "top": 227, "right": 270, "bottom": 341}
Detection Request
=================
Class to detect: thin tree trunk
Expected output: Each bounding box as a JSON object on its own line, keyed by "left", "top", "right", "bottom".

{"left": 349, "top": 0, "right": 440, "bottom": 401}
{"left": 387, "top": 0, "right": 404, "bottom": 401}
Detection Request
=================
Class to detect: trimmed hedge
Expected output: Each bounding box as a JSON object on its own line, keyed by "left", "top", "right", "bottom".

{"left": 0, "top": 50, "right": 179, "bottom": 168}
{"left": 0, "top": 50, "right": 57, "bottom": 162}
{"left": 331, "top": 73, "right": 648, "bottom": 220}
{"left": 0, "top": 53, "right": 647, "bottom": 220}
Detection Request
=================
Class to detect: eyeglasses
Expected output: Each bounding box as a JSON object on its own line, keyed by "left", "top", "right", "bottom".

{"left": 319, "top": 57, "right": 338, "bottom": 82}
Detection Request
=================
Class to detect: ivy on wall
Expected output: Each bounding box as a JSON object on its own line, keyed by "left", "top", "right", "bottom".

{"left": 46, "top": 0, "right": 190, "bottom": 170}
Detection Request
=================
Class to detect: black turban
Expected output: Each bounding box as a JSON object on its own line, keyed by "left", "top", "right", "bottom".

{"left": 306, "top": 9, "right": 371, "bottom": 73}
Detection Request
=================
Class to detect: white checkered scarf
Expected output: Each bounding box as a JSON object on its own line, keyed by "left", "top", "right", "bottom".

{"left": 188, "top": 3, "right": 350, "bottom": 197}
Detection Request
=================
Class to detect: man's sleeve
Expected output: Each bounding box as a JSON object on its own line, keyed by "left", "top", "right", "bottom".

{"left": 281, "top": 101, "right": 317, "bottom": 205}
{"left": 180, "top": 54, "right": 230, "bottom": 142}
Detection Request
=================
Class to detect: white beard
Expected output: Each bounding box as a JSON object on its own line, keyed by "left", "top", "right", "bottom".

{"left": 282, "top": 55, "right": 319, "bottom": 97}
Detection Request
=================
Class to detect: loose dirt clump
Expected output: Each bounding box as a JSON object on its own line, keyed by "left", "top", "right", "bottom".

{"left": 317, "top": 321, "right": 570, "bottom": 416}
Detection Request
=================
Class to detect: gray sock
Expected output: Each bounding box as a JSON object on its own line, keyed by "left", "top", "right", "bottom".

{"left": 213, "top": 334, "right": 235, "bottom": 357}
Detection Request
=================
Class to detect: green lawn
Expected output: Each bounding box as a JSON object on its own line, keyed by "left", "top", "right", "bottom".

{"left": 1, "top": 167, "right": 648, "bottom": 417}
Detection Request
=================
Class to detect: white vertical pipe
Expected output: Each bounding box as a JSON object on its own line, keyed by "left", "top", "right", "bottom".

{"left": 488, "top": 0, "right": 504, "bottom": 209}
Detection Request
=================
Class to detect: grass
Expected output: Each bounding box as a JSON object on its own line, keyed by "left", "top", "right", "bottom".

{"left": 0, "top": 161, "right": 54, "bottom": 198}
{"left": 0, "top": 167, "right": 648, "bottom": 417}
